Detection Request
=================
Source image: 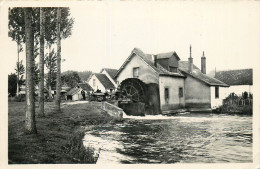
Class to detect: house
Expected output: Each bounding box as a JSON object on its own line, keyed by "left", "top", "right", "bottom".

{"left": 214, "top": 69, "right": 253, "bottom": 97}
{"left": 87, "top": 73, "right": 116, "bottom": 93}
{"left": 66, "top": 83, "right": 93, "bottom": 101}
{"left": 114, "top": 47, "right": 229, "bottom": 114}
{"left": 100, "top": 68, "right": 118, "bottom": 87}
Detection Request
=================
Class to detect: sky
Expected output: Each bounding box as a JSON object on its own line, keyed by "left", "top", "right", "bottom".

{"left": 1, "top": 1, "right": 260, "bottom": 75}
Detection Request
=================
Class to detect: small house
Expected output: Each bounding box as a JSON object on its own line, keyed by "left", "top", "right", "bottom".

{"left": 87, "top": 73, "right": 116, "bottom": 93}
{"left": 66, "top": 83, "right": 93, "bottom": 101}
{"left": 214, "top": 69, "right": 253, "bottom": 97}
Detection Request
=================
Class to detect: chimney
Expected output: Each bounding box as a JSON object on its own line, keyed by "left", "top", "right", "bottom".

{"left": 154, "top": 55, "right": 157, "bottom": 67}
{"left": 201, "top": 51, "right": 206, "bottom": 74}
{"left": 188, "top": 45, "right": 193, "bottom": 73}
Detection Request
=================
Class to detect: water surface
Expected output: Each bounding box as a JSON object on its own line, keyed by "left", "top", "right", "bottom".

{"left": 83, "top": 113, "right": 252, "bottom": 164}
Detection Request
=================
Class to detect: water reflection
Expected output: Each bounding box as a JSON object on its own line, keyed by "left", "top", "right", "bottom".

{"left": 83, "top": 113, "right": 252, "bottom": 164}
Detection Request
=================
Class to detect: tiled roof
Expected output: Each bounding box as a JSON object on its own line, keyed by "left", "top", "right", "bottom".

{"left": 156, "top": 51, "right": 180, "bottom": 60}
{"left": 94, "top": 73, "right": 116, "bottom": 89}
{"left": 215, "top": 69, "right": 253, "bottom": 86}
{"left": 66, "top": 88, "right": 80, "bottom": 96}
{"left": 77, "top": 83, "right": 93, "bottom": 91}
{"left": 115, "top": 48, "right": 185, "bottom": 78}
{"left": 100, "top": 68, "right": 118, "bottom": 79}
{"left": 178, "top": 61, "right": 229, "bottom": 87}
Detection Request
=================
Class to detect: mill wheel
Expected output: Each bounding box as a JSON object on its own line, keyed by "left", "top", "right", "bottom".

{"left": 119, "top": 78, "right": 146, "bottom": 103}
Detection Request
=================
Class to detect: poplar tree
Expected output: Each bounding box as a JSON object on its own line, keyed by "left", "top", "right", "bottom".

{"left": 24, "top": 7, "right": 37, "bottom": 134}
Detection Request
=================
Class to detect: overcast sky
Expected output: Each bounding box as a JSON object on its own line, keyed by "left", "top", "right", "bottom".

{"left": 2, "top": 1, "right": 260, "bottom": 75}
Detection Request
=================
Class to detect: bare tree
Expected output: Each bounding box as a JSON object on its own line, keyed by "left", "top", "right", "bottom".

{"left": 24, "top": 7, "right": 37, "bottom": 134}
{"left": 55, "top": 8, "right": 61, "bottom": 112}
{"left": 39, "top": 8, "right": 45, "bottom": 116}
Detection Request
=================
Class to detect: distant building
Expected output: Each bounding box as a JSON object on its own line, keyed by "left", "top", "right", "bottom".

{"left": 66, "top": 83, "right": 93, "bottom": 101}
{"left": 87, "top": 73, "right": 116, "bottom": 93}
{"left": 214, "top": 69, "right": 253, "bottom": 96}
{"left": 114, "top": 47, "right": 229, "bottom": 113}
{"left": 100, "top": 68, "right": 118, "bottom": 87}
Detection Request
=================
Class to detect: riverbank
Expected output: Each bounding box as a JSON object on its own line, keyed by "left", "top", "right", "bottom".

{"left": 8, "top": 101, "right": 114, "bottom": 164}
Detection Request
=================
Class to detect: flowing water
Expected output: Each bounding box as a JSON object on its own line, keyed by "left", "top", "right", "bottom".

{"left": 83, "top": 113, "right": 252, "bottom": 164}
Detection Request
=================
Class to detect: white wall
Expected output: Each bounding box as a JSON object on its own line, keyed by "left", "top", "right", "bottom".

{"left": 210, "top": 86, "right": 229, "bottom": 109}
{"left": 222, "top": 85, "right": 253, "bottom": 97}
{"left": 88, "top": 74, "right": 106, "bottom": 92}
{"left": 72, "top": 89, "right": 83, "bottom": 101}
{"left": 159, "top": 76, "right": 185, "bottom": 110}
{"left": 116, "top": 54, "right": 159, "bottom": 84}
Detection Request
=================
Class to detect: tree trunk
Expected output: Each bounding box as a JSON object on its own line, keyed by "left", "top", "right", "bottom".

{"left": 39, "top": 8, "right": 45, "bottom": 116}
{"left": 55, "top": 8, "right": 61, "bottom": 112}
{"left": 24, "top": 7, "right": 37, "bottom": 134}
{"left": 48, "top": 44, "right": 52, "bottom": 101}
{"left": 16, "top": 42, "right": 20, "bottom": 96}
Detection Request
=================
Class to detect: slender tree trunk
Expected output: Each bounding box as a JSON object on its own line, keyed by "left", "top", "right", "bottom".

{"left": 39, "top": 8, "right": 45, "bottom": 116}
{"left": 55, "top": 8, "right": 61, "bottom": 112}
{"left": 16, "top": 42, "right": 20, "bottom": 96}
{"left": 24, "top": 7, "right": 37, "bottom": 134}
{"left": 48, "top": 44, "right": 52, "bottom": 101}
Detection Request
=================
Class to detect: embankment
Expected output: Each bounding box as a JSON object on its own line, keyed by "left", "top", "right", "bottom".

{"left": 8, "top": 101, "right": 118, "bottom": 164}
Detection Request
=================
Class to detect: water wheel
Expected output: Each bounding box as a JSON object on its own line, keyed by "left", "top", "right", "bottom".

{"left": 119, "top": 78, "right": 146, "bottom": 103}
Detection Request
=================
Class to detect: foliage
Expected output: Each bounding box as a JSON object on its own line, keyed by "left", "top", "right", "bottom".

{"left": 61, "top": 71, "right": 81, "bottom": 88}
{"left": 15, "top": 60, "right": 25, "bottom": 83}
{"left": 77, "top": 71, "right": 93, "bottom": 82}
{"left": 8, "top": 73, "right": 17, "bottom": 97}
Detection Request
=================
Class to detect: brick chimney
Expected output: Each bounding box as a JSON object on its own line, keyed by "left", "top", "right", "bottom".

{"left": 188, "top": 45, "right": 193, "bottom": 73}
{"left": 201, "top": 51, "right": 206, "bottom": 74}
{"left": 154, "top": 55, "right": 157, "bottom": 67}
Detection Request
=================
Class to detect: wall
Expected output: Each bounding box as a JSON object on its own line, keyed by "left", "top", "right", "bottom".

{"left": 184, "top": 75, "right": 211, "bottom": 108}
{"left": 88, "top": 74, "right": 106, "bottom": 92}
{"left": 116, "top": 54, "right": 159, "bottom": 84}
{"left": 159, "top": 76, "right": 185, "bottom": 111}
{"left": 101, "top": 70, "right": 118, "bottom": 88}
{"left": 222, "top": 85, "right": 253, "bottom": 97}
{"left": 72, "top": 90, "right": 83, "bottom": 101}
{"left": 210, "top": 86, "right": 229, "bottom": 109}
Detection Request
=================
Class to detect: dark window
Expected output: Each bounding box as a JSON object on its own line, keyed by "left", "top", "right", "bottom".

{"left": 93, "top": 79, "right": 96, "bottom": 87}
{"left": 215, "top": 86, "right": 219, "bottom": 98}
{"left": 133, "top": 67, "right": 139, "bottom": 78}
{"left": 165, "top": 88, "right": 169, "bottom": 103}
{"left": 179, "top": 87, "right": 183, "bottom": 97}
{"left": 169, "top": 66, "right": 177, "bottom": 73}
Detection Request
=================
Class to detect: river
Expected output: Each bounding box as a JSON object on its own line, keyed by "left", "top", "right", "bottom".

{"left": 83, "top": 113, "right": 252, "bottom": 164}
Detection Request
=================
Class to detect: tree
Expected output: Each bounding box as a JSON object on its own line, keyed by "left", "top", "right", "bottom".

{"left": 8, "top": 8, "right": 25, "bottom": 96}
{"left": 55, "top": 8, "right": 61, "bottom": 112}
{"left": 24, "top": 7, "right": 37, "bottom": 134}
{"left": 15, "top": 60, "right": 25, "bottom": 94}
{"left": 39, "top": 7, "right": 45, "bottom": 116}
{"left": 61, "top": 71, "right": 81, "bottom": 88}
{"left": 45, "top": 49, "right": 57, "bottom": 100}
{"left": 8, "top": 73, "right": 17, "bottom": 97}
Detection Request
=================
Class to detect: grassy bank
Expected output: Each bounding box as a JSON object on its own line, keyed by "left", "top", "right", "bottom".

{"left": 8, "top": 101, "right": 114, "bottom": 164}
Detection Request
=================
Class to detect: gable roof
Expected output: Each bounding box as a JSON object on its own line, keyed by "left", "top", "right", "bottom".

{"left": 65, "top": 88, "right": 80, "bottom": 96}
{"left": 100, "top": 68, "right": 118, "bottom": 80}
{"left": 94, "top": 73, "right": 116, "bottom": 89}
{"left": 178, "top": 61, "right": 229, "bottom": 87}
{"left": 214, "top": 69, "right": 253, "bottom": 86}
{"left": 156, "top": 51, "right": 180, "bottom": 60}
{"left": 114, "top": 48, "right": 185, "bottom": 78}
{"left": 77, "top": 83, "right": 93, "bottom": 91}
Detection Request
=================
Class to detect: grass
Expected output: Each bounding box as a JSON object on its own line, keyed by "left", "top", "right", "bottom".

{"left": 8, "top": 101, "right": 114, "bottom": 164}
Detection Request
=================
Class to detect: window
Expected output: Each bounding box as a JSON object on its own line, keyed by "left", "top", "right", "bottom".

{"left": 93, "top": 79, "right": 96, "bottom": 87}
{"left": 215, "top": 86, "right": 219, "bottom": 98}
{"left": 133, "top": 67, "right": 139, "bottom": 78}
{"left": 169, "top": 66, "right": 177, "bottom": 73}
{"left": 179, "top": 87, "right": 183, "bottom": 97}
{"left": 165, "top": 87, "right": 169, "bottom": 103}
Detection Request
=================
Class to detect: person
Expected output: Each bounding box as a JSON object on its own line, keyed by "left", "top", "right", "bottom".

{"left": 81, "top": 90, "right": 86, "bottom": 100}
